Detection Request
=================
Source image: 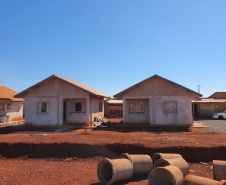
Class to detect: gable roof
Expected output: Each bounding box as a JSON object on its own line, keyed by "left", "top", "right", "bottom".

{"left": 208, "top": 92, "right": 226, "bottom": 99}
{"left": 14, "top": 74, "right": 109, "bottom": 98}
{"left": 0, "top": 86, "right": 24, "bottom": 102}
{"left": 114, "top": 74, "right": 202, "bottom": 98}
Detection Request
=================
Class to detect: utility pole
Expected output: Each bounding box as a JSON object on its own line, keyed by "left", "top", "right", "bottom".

{"left": 198, "top": 85, "right": 202, "bottom": 94}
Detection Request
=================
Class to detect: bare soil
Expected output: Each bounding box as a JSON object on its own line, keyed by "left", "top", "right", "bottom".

{"left": 0, "top": 121, "right": 225, "bottom": 184}
{"left": 0, "top": 157, "right": 213, "bottom": 185}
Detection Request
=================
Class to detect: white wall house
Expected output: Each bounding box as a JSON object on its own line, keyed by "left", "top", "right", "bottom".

{"left": 114, "top": 75, "right": 202, "bottom": 127}
{"left": 14, "top": 75, "right": 109, "bottom": 126}
{"left": 0, "top": 86, "right": 24, "bottom": 123}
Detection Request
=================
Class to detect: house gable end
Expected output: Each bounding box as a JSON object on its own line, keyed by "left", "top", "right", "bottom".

{"left": 114, "top": 75, "right": 201, "bottom": 99}
{"left": 22, "top": 77, "right": 89, "bottom": 98}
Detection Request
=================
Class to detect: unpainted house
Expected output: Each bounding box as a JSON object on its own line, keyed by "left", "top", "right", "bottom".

{"left": 104, "top": 99, "right": 123, "bottom": 118}
{"left": 14, "top": 75, "right": 109, "bottom": 126}
{"left": 192, "top": 92, "right": 226, "bottom": 118}
{"left": 0, "top": 86, "right": 24, "bottom": 123}
{"left": 114, "top": 75, "right": 201, "bottom": 127}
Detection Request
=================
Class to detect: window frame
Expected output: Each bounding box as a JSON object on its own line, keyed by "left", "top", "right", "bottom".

{"left": 7, "top": 104, "right": 11, "bottom": 109}
{"left": 99, "top": 102, "right": 103, "bottom": 112}
{"left": 75, "top": 102, "right": 82, "bottom": 112}
{"left": 129, "top": 101, "right": 145, "bottom": 113}
{"left": 163, "top": 100, "right": 178, "bottom": 114}
{"left": 37, "top": 102, "right": 50, "bottom": 114}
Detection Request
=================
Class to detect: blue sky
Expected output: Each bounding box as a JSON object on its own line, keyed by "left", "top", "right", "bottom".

{"left": 0, "top": 0, "right": 226, "bottom": 98}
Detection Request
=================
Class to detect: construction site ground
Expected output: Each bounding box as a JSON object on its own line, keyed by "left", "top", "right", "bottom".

{"left": 0, "top": 119, "right": 225, "bottom": 184}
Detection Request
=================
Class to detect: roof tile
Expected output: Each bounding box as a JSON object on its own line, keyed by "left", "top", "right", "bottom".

{"left": 0, "top": 86, "right": 24, "bottom": 102}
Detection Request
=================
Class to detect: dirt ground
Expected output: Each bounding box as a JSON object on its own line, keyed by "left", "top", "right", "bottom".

{"left": 0, "top": 157, "right": 213, "bottom": 185}
{"left": 0, "top": 120, "right": 225, "bottom": 184}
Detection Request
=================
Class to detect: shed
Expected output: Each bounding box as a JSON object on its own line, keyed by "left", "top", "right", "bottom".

{"left": 192, "top": 92, "right": 226, "bottom": 118}
{"left": 104, "top": 99, "right": 123, "bottom": 118}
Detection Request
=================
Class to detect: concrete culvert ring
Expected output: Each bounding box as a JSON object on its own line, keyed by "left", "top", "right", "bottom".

{"left": 154, "top": 158, "right": 189, "bottom": 177}
{"left": 154, "top": 159, "right": 170, "bottom": 168}
{"left": 97, "top": 158, "right": 133, "bottom": 185}
{"left": 120, "top": 153, "right": 131, "bottom": 161}
{"left": 148, "top": 165, "right": 183, "bottom": 185}
{"left": 152, "top": 153, "right": 161, "bottom": 165}
{"left": 120, "top": 153, "right": 153, "bottom": 175}
{"left": 150, "top": 170, "right": 175, "bottom": 185}
{"left": 152, "top": 153, "right": 183, "bottom": 165}
{"left": 98, "top": 161, "right": 113, "bottom": 183}
{"left": 97, "top": 158, "right": 115, "bottom": 184}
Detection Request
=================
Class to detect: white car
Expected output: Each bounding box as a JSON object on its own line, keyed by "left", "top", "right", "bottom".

{"left": 212, "top": 111, "right": 226, "bottom": 120}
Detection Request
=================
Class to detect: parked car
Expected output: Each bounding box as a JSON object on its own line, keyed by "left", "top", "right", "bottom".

{"left": 212, "top": 111, "right": 226, "bottom": 120}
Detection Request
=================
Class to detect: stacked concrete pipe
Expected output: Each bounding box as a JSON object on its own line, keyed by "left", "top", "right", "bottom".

{"left": 120, "top": 153, "right": 153, "bottom": 175}
{"left": 97, "top": 158, "right": 133, "bottom": 185}
{"left": 152, "top": 152, "right": 183, "bottom": 165}
{"left": 154, "top": 158, "right": 189, "bottom": 177}
{"left": 148, "top": 165, "right": 184, "bottom": 185}
{"left": 213, "top": 160, "right": 226, "bottom": 181}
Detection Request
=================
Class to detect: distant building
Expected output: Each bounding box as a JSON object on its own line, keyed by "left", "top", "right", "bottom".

{"left": 0, "top": 86, "right": 24, "bottom": 123}
{"left": 192, "top": 92, "right": 226, "bottom": 118}
{"left": 14, "top": 75, "right": 109, "bottom": 126}
{"left": 114, "top": 75, "right": 201, "bottom": 127}
{"left": 104, "top": 99, "right": 123, "bottom": 118}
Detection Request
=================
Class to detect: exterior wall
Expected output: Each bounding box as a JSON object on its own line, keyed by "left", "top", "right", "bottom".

{"left": 64, "top": 98, "right": 87, "bottom": 124}
{"left": 124, "top": 98, "right": 149, "bottom": 124}
{"left": 25, "top": 96, "right": 58, "bottom": 126}
{"left": 0, "top": 99, "right": 23, "bottom": 123}
{"left": 89, "top": 95, "right": 104, "bottom": 123}
{"left": 193, "top": 102, "right": 226, "bottom": 118}
{"left": 151, "top": 96, "right": 192, "bottom": 126}
{"left": 124, "top": 96, "right": 193, "bottom": 126}
{"left": 25, "top": 78, "right": 90, "bottom": 126}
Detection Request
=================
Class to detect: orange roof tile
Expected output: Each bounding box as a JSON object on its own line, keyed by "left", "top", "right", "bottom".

{"left": 0, "top": 86, "right": 24, "bottom": 102}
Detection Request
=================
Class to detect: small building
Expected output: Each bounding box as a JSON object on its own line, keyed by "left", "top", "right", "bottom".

{"left": 14, "top": 75, "right": 109, "bottom": 126}
{"left": 192, "top": 92, "right": 226, "bottom": 118}
{"left": 104, "top": 99, "right": 123, "bottom": 118}
{"left": 0, "top": 86, "right": 24, "bottom": 123}
{"left": 114, "top": 74, "right": 201, "bottom": 127}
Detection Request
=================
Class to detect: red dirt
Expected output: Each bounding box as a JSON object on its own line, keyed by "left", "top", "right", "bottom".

{"left": 0, "top": 157, "right": 213, "bottom": 185}
{"left": 0, "top": 123, "right": 225, "bottom": 184}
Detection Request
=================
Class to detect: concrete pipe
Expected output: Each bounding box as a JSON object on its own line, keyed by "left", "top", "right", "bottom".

{"left": 213, "top": 160, "right": 226, "bottom": 181}
{"left": 218, "top": 180, "right": 226, "bottom": 185}
{"left": 148, "top": 165, "right": 183, "bottom": 185}
{"left": 152, "top": 153, "right": 183, "bottom": 165}
{"left": 182, "top": 174, "right": 219, "bottom": 185}
{"left": 120, "top": 153, "right": 153, "bottom": 175}
{"left": 97, "top": 158, "right": 133, "bottom": 185}
{"left": 154, "top": 158, "right": 189, "bottom": 177}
